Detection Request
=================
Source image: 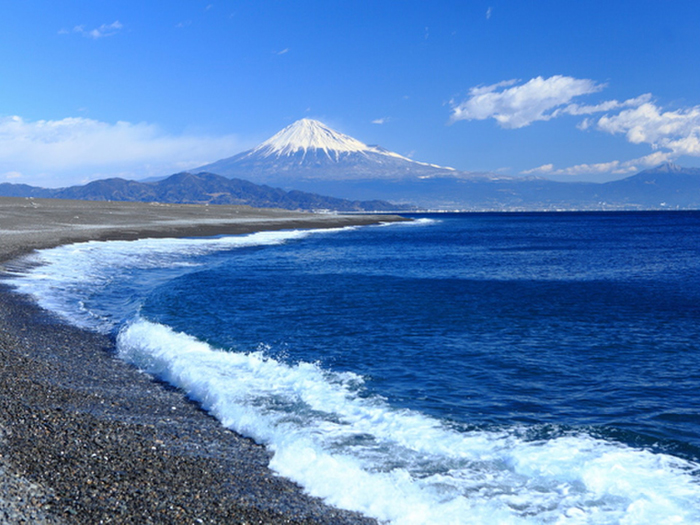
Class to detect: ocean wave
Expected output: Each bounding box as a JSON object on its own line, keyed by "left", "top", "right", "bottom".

{"left": 117, "top": 317, "right": 700, "bottom": 524}
{"left": 3, "top": 229, "right": 317, "bottom": 332}
{"left": 389, "top": 217, "right": 440, "bottom": 227}
{"left": 7, "top": 220, "right": 700, "bottom": 524}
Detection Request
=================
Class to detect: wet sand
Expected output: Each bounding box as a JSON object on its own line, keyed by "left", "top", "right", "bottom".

{"left": 0, "top": 197, "right": 404, "bottom": 524}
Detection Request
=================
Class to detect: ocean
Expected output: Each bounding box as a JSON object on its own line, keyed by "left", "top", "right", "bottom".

{"left": 6, "top": 211, "right": 700, "bottom": 524}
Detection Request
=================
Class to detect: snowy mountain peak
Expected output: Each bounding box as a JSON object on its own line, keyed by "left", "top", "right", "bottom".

{"left": 198, "top": 118, "right": 459, "bottom": 180}
{"left": 251, "top": 119, "right": 370, "bottom": 158}
{"left": 654, "top": 161, "right": 683, "bottom": 173}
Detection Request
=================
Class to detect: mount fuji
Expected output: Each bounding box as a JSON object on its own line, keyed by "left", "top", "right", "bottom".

{"left": 196, "top": 118, "right": 466, "bottom": 184}
{"left": 195, "top": 118, "right": 508, "bottom": 206}
{"left": 3, "top": 119, "right": 699, "bottom": 211}
{"left": 194, "top": 119, "right": 700, "bottom": 209}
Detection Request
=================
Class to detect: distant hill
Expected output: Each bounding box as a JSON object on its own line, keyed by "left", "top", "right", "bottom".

{"left": 596, "top": 163, "right": 700, "bottom": 208}
{"left": 0, "top": 172, "right": 412, "bottom": 212}
{"left": 3, "top": 163, "right": 700, "bottom": 211}
{"left": 375, "top": 163, "right": 700, "bottom": 210}
{"left": 0, "top": 183, "right": 54, "bottom": 199}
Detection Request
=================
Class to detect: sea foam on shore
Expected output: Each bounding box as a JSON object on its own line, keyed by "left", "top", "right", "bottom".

{"left": 0, "top": 198, "right": 395, "bottom": 524}
{"left": 7, "top": 217, "right": 700, "bottom": 525}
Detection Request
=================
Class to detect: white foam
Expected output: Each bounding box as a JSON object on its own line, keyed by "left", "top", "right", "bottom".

{"left": 6, "top": 227, "right": 700, "bottom": 523}
{"left": 117, "top": 318, "right": 700, "bottom": 524}
{"left": 384, "top": 217, "right": 439, "bottom": 227}
{"left": 4, "top": 229, "right": 314, "bottom": 331}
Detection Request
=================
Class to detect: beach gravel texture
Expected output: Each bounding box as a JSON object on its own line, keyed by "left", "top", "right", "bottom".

{"left": 0, "top": 197, "right": 401, "bottom": 524}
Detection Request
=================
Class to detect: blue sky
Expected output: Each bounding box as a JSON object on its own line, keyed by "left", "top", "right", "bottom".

{"left": 2, "top": 1, "right": 700, "bottom": 187}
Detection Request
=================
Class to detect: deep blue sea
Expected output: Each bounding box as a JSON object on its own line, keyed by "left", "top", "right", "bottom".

{"left": 7, "top": 211, "right": 700, "bottom": 524}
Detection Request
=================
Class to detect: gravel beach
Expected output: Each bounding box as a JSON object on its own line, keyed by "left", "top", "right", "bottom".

{"left": 0, "top": 197, "right": 403, "bottom": 524}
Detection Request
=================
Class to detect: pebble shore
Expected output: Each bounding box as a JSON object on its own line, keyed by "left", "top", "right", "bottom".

{"left": 0, "top": 197, "right": 403, "bottom": 524}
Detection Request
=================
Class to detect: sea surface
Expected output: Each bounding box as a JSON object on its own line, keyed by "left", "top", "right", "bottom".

{"left": 6, "top": 211, "right": 700, "bottom": 524}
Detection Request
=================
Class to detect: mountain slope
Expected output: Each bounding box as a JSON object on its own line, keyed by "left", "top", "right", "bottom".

{"left": 194, "top": 119, "right": 700, "bottom": 209}
{"left": 599, "top": 163, "right": 700, "bottom": 207}
{"left": 55, "top": 178, "right": 158, "bottom": 202}
{"left": 0, "top": 172, "right": 411, "bottom": 212}
{"left": 196, "top": 118, "right": 461, "bottom": 183}
{"left": 0, "top": 183, "right": 53, "bottom": 199}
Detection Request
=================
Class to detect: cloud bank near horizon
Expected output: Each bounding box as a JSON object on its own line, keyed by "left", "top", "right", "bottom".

{"left": 0, "top": 116, "right": 246, "bottom": 187}
{"left": 451, "top": 75, "right": 700, "bottom": 177}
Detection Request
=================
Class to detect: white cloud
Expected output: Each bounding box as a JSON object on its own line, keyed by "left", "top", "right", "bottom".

{"left": 596, "top": 102, "right": 700, "bottom": 156}
{"left": 521, "top": 163, "right": 554, "bottom": 175}
{"left": 554, "top": 93, "right": 652, "bottom": 117}
{"left": 486, "top": 7, "right": 493, "bottom": 19}
{"left": 534, "top": 99, "right": 700, "bottom": 177}
{"left": 0, "top": 116, "right": 246, "bottom": 187}
{"left": 71, "top": 21, "right": 123, "bottom": 39}
{"left": 519, "top": 97, "right": 700, "bottom": 178}
{"left": 522, "top": 152, "right": 672, "bottom": 177}
{"left": 450, "top": 75, "right": 606, "bottom": 129}
{"left": 455, "top": 75, "right": 700, "bottom": 178}
{"left": 372, "top": 117, "right": 390, "bottom": 125}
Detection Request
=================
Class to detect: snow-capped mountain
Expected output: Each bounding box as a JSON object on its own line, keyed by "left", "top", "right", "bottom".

{"left": 195, "top": 118, "right": 460, "bottom": 184}
{"left": 250, "top": 118, "right": 372, "bottom": 158}
{"left": 191, "top": 119, "right": 700, "bottom": 210}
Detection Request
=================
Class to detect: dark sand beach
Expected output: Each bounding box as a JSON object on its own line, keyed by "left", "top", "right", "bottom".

{"left": 0, "top": 197, "right": 403, "bottom": 524}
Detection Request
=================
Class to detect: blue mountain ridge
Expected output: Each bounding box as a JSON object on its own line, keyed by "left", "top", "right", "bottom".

{"left": 0, "top": 172, "right": 413, "bottom": 212}
{"left": 2, "top": 163, "right": 699, "bottom": 211}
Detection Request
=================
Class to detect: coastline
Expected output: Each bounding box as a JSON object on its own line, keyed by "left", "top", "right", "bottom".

{"left": 0, "top": 197, "right": 404, "bottom": 524}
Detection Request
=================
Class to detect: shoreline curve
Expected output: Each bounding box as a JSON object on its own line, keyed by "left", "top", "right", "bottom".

{"left": 0, "top": 196, "right": 405, "bottom": 524}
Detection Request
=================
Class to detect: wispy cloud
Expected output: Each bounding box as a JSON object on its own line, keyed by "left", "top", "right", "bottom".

{"left": 0, "top": 116, "right": 246, "bottom": 187}
{"left": 596, "top": 102, "right": 700, "bottom": 156}
{"left": 450, "top": 75, "right": 606, "bottom": 129}
{"left": 486, "top": 7, "right": 493, "bottom": 20}
{"left": 372, "top": 117, "right": 391, "bottom": 125}
{"left": 522, "top": 152, "right": 672, "bottom": 177}
{"left": 521, "top": 99, "right": 700, "bottom": 176}
{"left": 554, "top": 93, "right": 652, "bottom": 119}
{"left": 452, "top": 75, "right": 700, "bottom": 177}
{"left": 67, "top": 21, "right": 124, "bottom": 39}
